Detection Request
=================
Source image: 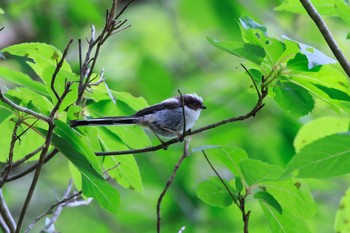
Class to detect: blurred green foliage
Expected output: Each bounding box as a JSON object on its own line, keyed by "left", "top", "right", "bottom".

{"left": 1, "top": 0, "right": 350, "bottom": 232}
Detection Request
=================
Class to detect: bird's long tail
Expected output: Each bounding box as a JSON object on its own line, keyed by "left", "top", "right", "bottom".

{"left": 70, "top": 116, "right": 138, "bottom": 127}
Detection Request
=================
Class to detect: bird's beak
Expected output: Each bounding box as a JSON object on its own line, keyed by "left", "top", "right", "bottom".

{"left": 202, "top": 105, "right": 207, "bottom": 110}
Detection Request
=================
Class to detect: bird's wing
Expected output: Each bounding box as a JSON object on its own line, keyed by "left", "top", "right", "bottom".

{"left": 133, "top": 101, "right": 181, "bottom": 117}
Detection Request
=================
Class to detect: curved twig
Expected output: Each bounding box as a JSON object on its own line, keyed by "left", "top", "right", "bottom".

{"left": 300, "top": 0, "right": 350, "bottom": 77}
{"left": 157, "top": 138, "right": 190, "bottom": 233}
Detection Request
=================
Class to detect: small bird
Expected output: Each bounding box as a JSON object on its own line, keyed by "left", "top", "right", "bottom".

{"left": 70, "top": 93, "right": 206, "bottom": 138}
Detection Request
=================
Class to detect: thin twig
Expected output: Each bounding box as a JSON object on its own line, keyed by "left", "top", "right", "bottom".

{"left": 25, "top": 182, "right": 83, "bottom": 233}
{"left": 51, "top": 39, "right": 74, "bottom": 99}
{"left": 0, "top": 119, "right": 22, "bottom": 187}
{"left": 12, "top": 145, "right": 45, "bottom": 168}
{"left": 6, "top": 149, "right": 58, "bottom": 183}
{"left": 241, "top": 63, "right": 261, "bottom": 98}
{"left": 0, "top": 89, "right": 50, "bottom": 122}
{"left": 76, "top": 0, "right": 132, "bottom": 105}
{"left": 202, "top": 151, "right": 239, "bottom": 206}
{"left": 15, "top": 125, "right": 55, "bottom": 233}
{"left": 15, "top": 118, "right": 39, "bottom": 140}
{"left": 156, "top": 138, "right": 190, "bottom": 233}
{"left": 40, "top": 181, "right": 73, "bottom": 232}
{"left": 177, "top": 89, "right": 187, "bottom": 139}
{"left": 103, "top": 162, "right": 121, "bottom": 174}
{"left": 0, "top": 216, "right": 10, "bottom": 233}
{"left": 299, "top": 0, "right": 350, "bottom": 77}
{"left": 0, "top": 189, "right": 16, "bottom": 232}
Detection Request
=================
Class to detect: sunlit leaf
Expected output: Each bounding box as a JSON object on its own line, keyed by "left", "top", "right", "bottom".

{"left": 335, "top": 0, "right": 350, "bottom": 25}
{"left": 207, "top": 37, "right": 265, "bottom": 65}
{"left": 262, "top": 180, "right": 316, "bottom": 219}
{"left": 283, "top": 37, "right": 337, "bottom": 68}
{"left": 239, "top": 17, "right": 286, "bottom": 64}
{"left": 97, "top": 127, "right": 143, "bottom": 192}
{"left": 275, "top": 0, "right": 338, "bottom": 16}
{"left": 206, "top": 147, "right": 249, "bottom": 178}
{"left": 261, "top": 203, "right": 312, "bottom": 233}
{"left": 196, "top": 176, "right": 236, "bottom": 207}
{"left": 0, "top": 66, "right": 47, "bottom": 95}
{"left": 104, "top": 156, "right": 143, "bottom": 192}
{"left": 6, "top": 87, "right": 53, "bottom": 115}
{"left": 294, "top": 117, "right": 350, "bottom": 152}
{"left": 240, "top": 159, "right": 283, "bottom": 185}
{"left": 285, "top": 133, "right": 350, "bottom": 178}
{"left": 335, "top": 187, "right": 350, "bottom": 232}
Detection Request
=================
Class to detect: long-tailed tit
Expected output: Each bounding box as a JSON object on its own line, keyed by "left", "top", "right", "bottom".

{"left": 70, "top": 93, "right": 206, "bottom": 138}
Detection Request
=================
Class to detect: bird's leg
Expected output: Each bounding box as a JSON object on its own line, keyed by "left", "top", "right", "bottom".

{"left": 149, "top": 128, "right": 168, "bottom": 150}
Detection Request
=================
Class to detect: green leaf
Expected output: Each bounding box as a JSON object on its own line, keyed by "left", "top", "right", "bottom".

{"left": 262, "top": 180, "right": 316, "bottom": 219}
{"left": 240, "top": 159, "right": 283, "bottom": 185}
{"left": 6, "top": 87, "right": 53, "bottom": 115}
{"left": 207, "top": 37, "right": 266, "bottom": 65}
{"left": 208, "top": 147, "right": 249, "bottom": 178}
{"left": 1, "top": 42, "right": 72, "bottom": 83}
{"left": 196, "top": 177, "right": 236, "bottom": 207}
{"left": 287, "top": 53, "right": 321, "bottom": 72}
{"left": 0, "top": 67, "right": 48, "bottom": 95}
{"left": 254, "top": 191, "right": 282, "bottom": 214}
{"left": 239, "top": 16, "right": 266, "bottom": 32}
{"left": 1, "top": 42, "right": 79, "bottom": 109}
{"left": 274, "top": 81, "right": 315, "bottom": 117}
{"left": 335, "top": 0, "right": 350, "bottom": 25}
{"left": 275, "top": 0, "right": 338, "bottom": 16}
{"left": 284, "top": 37, "right": 336, "bottom": 68}
{"left": 289, "top": 66, "right": 350, "bottom": 113}
{"left": 294, "top": 117, "right": 350, "bottom": 152}
{"left": 335, "top": 187, "right": 350, "bottom": 232}
{"left": 239, "top": 17, "right": 286, "bottom": 64}
{"left": 235, "top": 177, "right": 243, "bottom": 193}
{"left": 261, "top": 203, "right": 312, "bottom": 233}
{"left": 93, "top": 127, "right": 143, "bottom": 192}
{"left": 285, "top": 133, "right": 350, "bottom": 178}
{"left": 38, "top": 121, "right": 120, "bottom": 213}
{"left": 104, "top": 156, "right": 143, "bottom": 192}
{"left": 347, "top": 32, "right": 350, "bottom": 40}
{"left": 313, "top": 84, "right": 350, "bottom": 101}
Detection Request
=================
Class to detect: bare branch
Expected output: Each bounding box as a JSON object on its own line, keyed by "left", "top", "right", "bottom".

{"left": 0, "top": 119, "right": 22, "bottom": 187}
{"left": 300, "top": 0, "right": 350, "bottom": 77}
{"left": 88, "top": 68, "right": 105, "bottom": 87}
{"left": 12, "top": 145, "right": 44, "bottom": 168}
{"left": 157, "top": 138, "right": 190, "bottom": 233}
{"left": 0, "top": 189, "right": 16, "bottom": 232}
{"left": 76, "top": 0, "right": 133, "bottom": 105}
{"left": 0, "top": 89, "right": 50, "bottom": 122}
{"left": 15, "top": 125, "right": 55, "bottom": 233}
{"left": 51, "top": 39, "right": 74, "bottom": 99}
{"left": 24, "top": 181, "right": 84, "bottom": 233}
{"left": 6, "top": 149, "right": 58, "bottom": 183}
